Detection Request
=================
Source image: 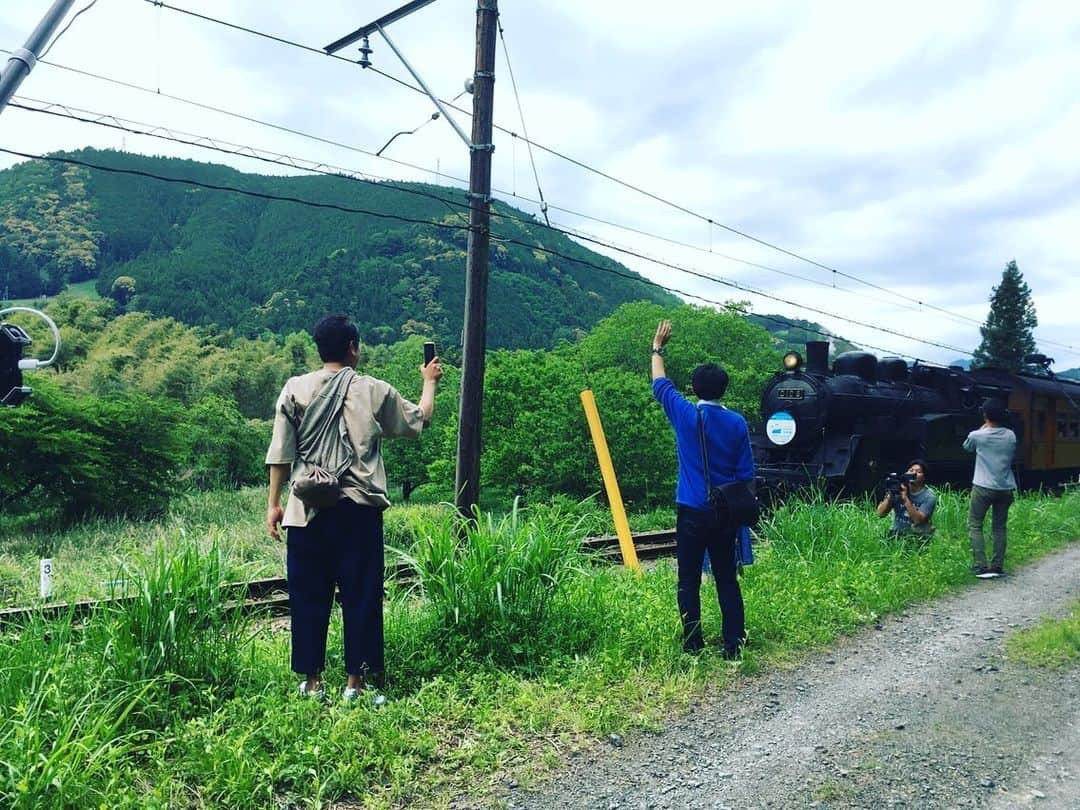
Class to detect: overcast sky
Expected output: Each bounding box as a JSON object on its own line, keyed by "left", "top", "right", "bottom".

{"left": 2, "top": 0, "right": 1078, "bottom": 366}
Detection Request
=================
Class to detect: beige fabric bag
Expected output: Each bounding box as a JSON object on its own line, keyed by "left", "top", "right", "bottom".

{"left": 285, "top": 368, "right": 355, "bottom": 509}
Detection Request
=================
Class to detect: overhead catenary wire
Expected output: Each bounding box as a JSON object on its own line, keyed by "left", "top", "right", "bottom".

{"left": 0, "top": 48, "right": 909, "bottom": 313}
{"left": 12, "top": 97, "right": 1077, "bottom": 365}
{"left": 12, "top": 47, "right": 1076, "bottom": 357}
{"left": 8, "top": 96, "right": 476, "bottom": 222}
{"left": 39, "top": 0, "right": 98, "bottom": 60}
{"left": 8, "top": 98, "right": 978, "bottom": 359}
{"left": 496, "top": 18, "right": 548, "bottom": 226}
{"left": 0, "top": 142, "right": 932, "bottom": 362}
{"left": 0, "top": 145, "right": 472, "bottom": 233}
{"left": 137, "top": 0, "right": 1080, "bottom": 357}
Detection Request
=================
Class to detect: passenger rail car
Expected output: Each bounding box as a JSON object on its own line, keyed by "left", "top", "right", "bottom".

{"left": 752, "top": 341, "right": 1080, "bottom": 497}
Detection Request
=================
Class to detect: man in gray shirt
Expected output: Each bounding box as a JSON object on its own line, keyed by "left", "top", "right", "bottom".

{"left": 963, "top": 398, "right": 1017, "bottom": 579}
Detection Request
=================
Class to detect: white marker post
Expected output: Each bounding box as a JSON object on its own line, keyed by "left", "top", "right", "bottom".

{"left": 39, "top": 558, "right": 52, "bottom": 600}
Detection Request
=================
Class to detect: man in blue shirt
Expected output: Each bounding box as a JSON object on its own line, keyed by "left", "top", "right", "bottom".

{"left": 651, "top": 320, "right": 755, "bottom": 657}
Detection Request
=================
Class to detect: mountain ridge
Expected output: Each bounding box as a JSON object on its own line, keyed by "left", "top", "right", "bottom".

{"left": 0, "top": 148, "right": 678, "bottom": 351}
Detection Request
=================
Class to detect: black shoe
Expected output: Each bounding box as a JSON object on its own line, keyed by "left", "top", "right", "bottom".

{"left": 721, "top": 645, "right": 742, "bottom": 661}
{"left": 682, "top": 639, "right": 704, "bottom": 655}
{"left": 988, "top": 565, "right": 1004, "bottom": 577}
{"left": 975, "top": 566, "right": 1000, "bottom": 579}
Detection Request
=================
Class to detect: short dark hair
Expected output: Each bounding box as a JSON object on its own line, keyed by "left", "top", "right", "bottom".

{"left": 907, "top": 458, "right": 928, "bottom": 477}
{"left": 313, "top": 314, "right": 359, "bottom": 363}
{"left": 982, "top": 398, "right": 1008, "bottom": 424}
{"left": 691, "top": 363, "right": 729, "bottom": 401}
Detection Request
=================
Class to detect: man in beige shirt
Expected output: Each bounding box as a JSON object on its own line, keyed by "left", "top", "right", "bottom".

{"left": 266, "top": 314, "right": 442, "bottom": 702}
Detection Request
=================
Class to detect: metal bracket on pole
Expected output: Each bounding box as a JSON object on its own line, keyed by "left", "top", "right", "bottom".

{"left": 374, "top": 23, "right": 473, "bottom": 149}
{"left": 8, "top": 48, "right": 38, "bottom": 72}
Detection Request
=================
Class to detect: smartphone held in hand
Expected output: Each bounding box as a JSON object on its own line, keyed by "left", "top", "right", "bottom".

{"left": 423, "top": 341, "right": 436, "bottom": 366}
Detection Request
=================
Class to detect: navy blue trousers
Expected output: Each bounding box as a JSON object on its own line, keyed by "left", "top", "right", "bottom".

{"left": 676, "top": 505, "right": 745, "bottom": 652}
{"left": 286, "top": 500, "right": 384, "bottom": 677}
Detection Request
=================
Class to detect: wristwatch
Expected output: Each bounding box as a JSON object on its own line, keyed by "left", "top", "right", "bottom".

{"left": 651, "top": 347, "right": 665, "bottom": 356}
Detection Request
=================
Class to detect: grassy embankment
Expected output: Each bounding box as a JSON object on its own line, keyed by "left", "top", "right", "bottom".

{"left": 4, "top": 279, "right": 100, "bottom": 308}
{"left": 0, "top": 488, "right": 1077, "bottom": 808}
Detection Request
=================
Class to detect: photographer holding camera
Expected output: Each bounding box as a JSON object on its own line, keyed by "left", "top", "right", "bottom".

{"left": 875, "top": 459, "right": 937, "bottom": 539}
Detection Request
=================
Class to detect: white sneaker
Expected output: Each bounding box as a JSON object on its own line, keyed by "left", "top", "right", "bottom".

{"left": 342, "top": 686, "right": 386, "bottom": 707}
{"left": 298, "top": 680, "right": 325, "bottom": 701}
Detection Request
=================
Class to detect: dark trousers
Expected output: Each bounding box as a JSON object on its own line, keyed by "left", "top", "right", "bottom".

{"left": 286, "top": 500, "right": 384, "bottom": 677}
{"left": 676, "top": 505, "right": 745, "bottom": 652}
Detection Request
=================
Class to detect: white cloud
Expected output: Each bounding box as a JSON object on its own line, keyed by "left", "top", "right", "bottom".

{"left": 1, "top": 0, "right": 1078, "bottom": 365}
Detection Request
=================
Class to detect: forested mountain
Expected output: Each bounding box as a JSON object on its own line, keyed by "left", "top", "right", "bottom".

{"left": 747, "top": 314, "right": 859, "bottom": 356}
{"left": 0, "top": 149, "right": 675, "bottom": 350}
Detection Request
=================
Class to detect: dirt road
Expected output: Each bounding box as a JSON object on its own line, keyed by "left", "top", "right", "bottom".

{"left": 510, "top": 543, "right": 1080, "bottom": 809}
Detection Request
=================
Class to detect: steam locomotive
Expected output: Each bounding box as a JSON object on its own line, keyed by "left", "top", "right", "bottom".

{"left": 752, "top": 341, "right": 1080, "bottom": 496}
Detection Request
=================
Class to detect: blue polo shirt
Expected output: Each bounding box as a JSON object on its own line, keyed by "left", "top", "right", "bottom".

{"left": 653, "top": 377, "right": 755, "bottom": 510}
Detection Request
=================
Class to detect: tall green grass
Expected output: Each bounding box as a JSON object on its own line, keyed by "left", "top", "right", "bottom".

{"left": 0, "top": 541, "right": 253, "bottom": 809}
{"left": 0, "top": 489, "right": 1075, "bottom": 808}
{"left": 391, "top": 500, "right": 598, "bottom": 669}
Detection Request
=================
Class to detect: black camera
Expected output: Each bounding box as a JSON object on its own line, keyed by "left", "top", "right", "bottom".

{"left": 884, "top": 471, "right": 917, "bottom": 499}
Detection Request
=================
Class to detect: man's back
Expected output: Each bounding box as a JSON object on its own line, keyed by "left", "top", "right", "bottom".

{"left": 963, "top": 426, "right": 1017, "bottom": 490}
{"left": 267, "top": 370, "right": 423, "bottom": 521}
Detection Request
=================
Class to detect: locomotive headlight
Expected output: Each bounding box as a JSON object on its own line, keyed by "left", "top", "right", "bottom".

{"left": 783, "top": 351, "right": 803, "bottom": 371}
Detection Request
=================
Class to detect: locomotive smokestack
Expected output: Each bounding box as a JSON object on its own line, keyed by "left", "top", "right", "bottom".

{"left": 806, "top": 341, "right": 829, "bottom": 375}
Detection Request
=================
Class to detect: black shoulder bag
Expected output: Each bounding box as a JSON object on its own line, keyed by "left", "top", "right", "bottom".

{"left": 696, "top": 407, "right": 760, "bottom": 529}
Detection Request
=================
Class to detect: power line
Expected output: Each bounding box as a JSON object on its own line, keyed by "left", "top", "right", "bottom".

{"left": 9, "top": 96, "right": 474, "bottom": 222}
{"left": 0, "top": 145, "right": 472, "bottom": 233}
{"left": 492, "top": 225, "right": 976, "bottom": 359}
{"left": 39, "top": 0, "right": 98, "bottom": 60}
{"left": 14, "top": 47, "right": 1076, "bottom": 356}
{"left": 0, "top": 48, "right": 474, "bottom": 195}
{"left": 0, "top": 141, "right": 926, "bottom": 361}
{"left": 496, "top": 18, "right": 548, "bottom": 226}
{"left": 9, "top": 96, "right": 930, "bottom": 356}
{"left": 12, "top": 97, "right": 1072, "bottom": 364}
{"left": 492, "top": 232, "right": 940, "bottom": 363}
{"left": 141, "top": 0, "right": 1080, "bottom": 355}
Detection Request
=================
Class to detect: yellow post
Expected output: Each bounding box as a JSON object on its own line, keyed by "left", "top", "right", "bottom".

{"left": 580, "top": 389, "right": 640, "bottom": 571}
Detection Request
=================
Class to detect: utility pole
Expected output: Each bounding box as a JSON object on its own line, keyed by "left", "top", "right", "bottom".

{"left": 0, "top": 0, "right": 77, "bottom": 117}
{"left": 327, "top": 0, "right": 498, "bottom": 518}
{"left": 455, "top": 0, "right": 498, "bottom": 518}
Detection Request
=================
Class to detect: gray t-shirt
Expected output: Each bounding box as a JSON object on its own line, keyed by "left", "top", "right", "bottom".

{"left": 963, "top": 426, "right": 1017, "bottom": 490}
{"left": 891, "top": 485, "right": 937, "bottom": 535}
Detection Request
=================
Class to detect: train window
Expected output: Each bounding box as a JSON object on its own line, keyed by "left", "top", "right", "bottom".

{"left": 1071, "top": 419, "right": 1080, "bottom": 440}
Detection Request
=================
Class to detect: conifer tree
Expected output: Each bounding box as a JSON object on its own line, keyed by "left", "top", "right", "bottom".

{"left": 972, "top": 260, "right": 1037, "bottom": 371}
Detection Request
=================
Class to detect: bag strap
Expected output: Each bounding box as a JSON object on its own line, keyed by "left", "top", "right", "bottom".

{"left": 696, "top": 407, "right": 712, "bottom": 499}
{"left": 294, "top": 368, "right": 354, "bottom": 469}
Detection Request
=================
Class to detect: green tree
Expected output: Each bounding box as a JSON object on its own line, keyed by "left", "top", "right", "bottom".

{"left": 973, "top": 260, "right": 1038, "bottom": 372}
{"left": 0, "top": 377, "right": 182, "bottom": 523}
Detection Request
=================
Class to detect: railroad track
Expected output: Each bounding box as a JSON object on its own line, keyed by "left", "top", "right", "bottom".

{"left": 0, "top": 529, "right": 677, "bottom": 626}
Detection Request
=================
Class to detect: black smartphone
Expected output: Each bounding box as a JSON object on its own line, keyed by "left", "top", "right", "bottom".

{"left": 423, "top": 341, "right": 436, "bottom": 367}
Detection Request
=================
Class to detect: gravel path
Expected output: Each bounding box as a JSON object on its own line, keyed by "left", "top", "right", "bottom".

{"left": 509, "top": 543, "right": 1080, "bottom": 809}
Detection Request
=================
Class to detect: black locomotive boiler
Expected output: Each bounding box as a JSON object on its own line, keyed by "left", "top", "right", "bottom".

{"left": 752, "top": 341, "right": 1080, "bottom": 497}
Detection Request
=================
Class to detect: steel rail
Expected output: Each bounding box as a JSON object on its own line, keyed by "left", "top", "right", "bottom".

{"left": 0, "top": 530, "right": 678, "bottom": 626}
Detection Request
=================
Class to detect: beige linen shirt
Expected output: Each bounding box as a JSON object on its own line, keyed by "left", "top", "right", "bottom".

{"left": 265, "top": 369, "right": 425, "bottom": 527}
